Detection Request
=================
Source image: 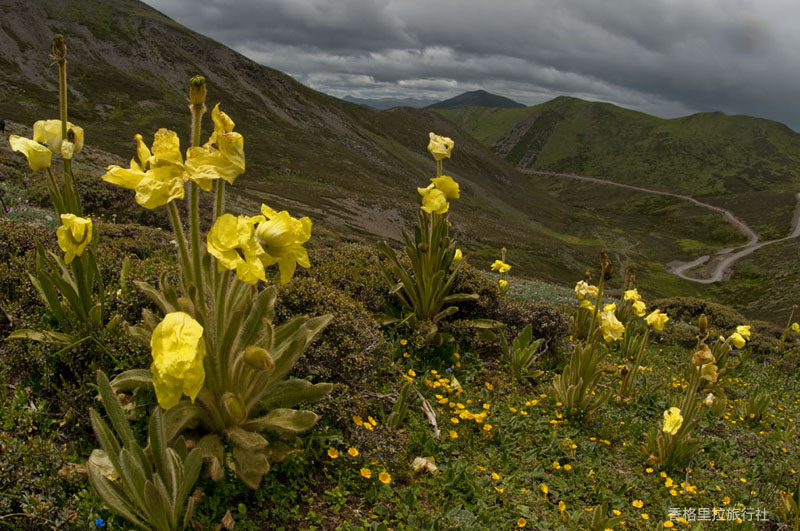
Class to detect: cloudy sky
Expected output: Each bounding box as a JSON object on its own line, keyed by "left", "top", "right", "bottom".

{"left": 142, "top": 0, "right": 800, "bottom": 129}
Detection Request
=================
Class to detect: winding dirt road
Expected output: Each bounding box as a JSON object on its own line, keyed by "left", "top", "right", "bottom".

{"left": 521, "top": 169, "right": 800, "bottom": 283}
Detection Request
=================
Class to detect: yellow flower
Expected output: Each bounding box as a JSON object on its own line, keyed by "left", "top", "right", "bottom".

{"left": 646, "top": 467, "right": 654, "bottom": 474}
{"left": 623, "top": 288, "right": 641, "bottom": 302}
{"left": 430, "top": 175, "right": 460, "bottom": 199}
{"left": 102, "top": 130, "right": 185, "bottom": 209}
{"left": 360, "top": 468, "right": 371, "bottom": 479}
{"left": 540, "top": 483, "right": 549, "bottom": 495}
{"left": 663, "top": 521, "right": 674, "bottom": 528}
{"left": 603, "top": 302, "right": 617, "bottom": 312}
{"left": 33, "top": 119, "right": 84, "bottom": 154}
{"left": 453, "top": 248, "right": 463, "bottom": 261}
{"left": 207, "top": 214, "right": 268, "bottom": 284}
{"left": 663, "top": 407, "right": 684, "bottom": 435}
{"left": 56, "top": 214, "right": 92, "bottom": 264}
{"left": 485, "top": 382, "right": 494, "bottom": 390}
{"left": 327, "top": 448, "right": 339, "bottom": 459}
{"left": 149, "top": 312, "right": 205, "bottom": 410}
{"left": 499, "top": 279, "right": 508, "bottom": 289}
{"left": 632, "top": 300, "right": 647, "bottom": 317}
{"left": 632, "top": 499, "right": 644, "bottom": 508}
{"left": 517, "top": 518, "right": 527, "bottom": 528}
{"left": 735, "top": 325, "right": 751, "bottom": 341}
{"left": 8, "top": 135, "right": 52, "bottom": 170}
{"left": 792, "top": 322, "right": 800, "bottom": 332}
{"left": 574, "top": 280, "right": 599, "bottom": 300}
{"left": 427, "top": 132, "right": 454, "bottom": 160}
{"left": 729, "top": 332, "right": 746, "bottom": 349}
{"left": 449, "top": 430, "right": 458, "bottom": 439}
{"left": 353, "top": 415, "right": 363, "bottom": 426}
{"left": 558, "top": 501, "right": 566, "bottom": 513}
{"left": 563, "top": 464, "right": 572, "bottom": 471}
{"left": 491, "top": 472, "right": 501, "bottom": 480}
{"left": 379, "top": 471, "right": 391, "bottom": 484}
{"left": 255, "top": 204, "right": 312, "bottom": 284}
{"left": 184, "top": 104, "right": 245, "bottom": 190}
{"left": 579, "top": 299, "right": 595, "bottom": 312}
{"left": 700, "top": 363, "right": 718, "bottom": 383}
{"left": 599, "top": 308, "right": 625, "bottom": 342}
{"left": 641, "top": 513, "right": 649, "bottom": 520}
{"left": 491, "top": 260, "right": 511, "bottom": 273}
{"left": 418, "top": 184, "right": 449, "bottom": 214}
{"left": 347, "top": 447, "right": 359, "bottom": 457}
{"left": 645, "top": 309, "right": 669, "bottom": 331}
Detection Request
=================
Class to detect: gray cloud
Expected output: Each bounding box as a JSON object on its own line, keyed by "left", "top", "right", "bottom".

{"left": 142, "top": 0, "right": 800, "bottom": 129}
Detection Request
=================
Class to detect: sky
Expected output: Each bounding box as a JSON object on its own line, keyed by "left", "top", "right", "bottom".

{"left": 142, "top": 0, "right": 800, "bottom": 129}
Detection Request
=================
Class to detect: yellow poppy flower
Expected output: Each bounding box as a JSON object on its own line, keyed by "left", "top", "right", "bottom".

{"left": 207, "top": 213, "right": 268, "bottom": 284}
{"left": 33, "top": 119, "right": 84, "bottom": 154}
{"left": 729, "top": 332, "right": 746, "bottom": 349}
{"left": 417, "top": 184, "right": 449, "bottom": 214}
{"left": 579, "top": 299, "right": 595, "bottom": 312}
{"left": 632, "top": 300, "right": 647, "bottom": 317}
{"left": 56, "top": 214, "right": 92, "bottom": 264}
{"left": 491, "top": 260, "right": 511, "bottom": 273}
{"left": 662, "top": 407, "right": 683, "bottom": 435}
{"left": 255, "top": 204, "right": 312, "bottom": 284}
{"left": 8, "top": 135, "right": 52, "bottom": 170}
{"left": 184, "top": 104, "right": 245, "bottom": 190}
{"left": 453, "top": 248, "right": 463, "bottom": 261}
{"left": 623, "top": 288, "right": 641, "bottom": 302}
{"left": 149, "top": 312, "right": 205, "bottom": 410}
{"left": 102, "top": 130, "right": 185, "bottom": 209}
{"left": 499, "top": 279, "right": 508, "bottom": 289}
{"left": 735, "top": 325, "right": 751, "bottom": 341}
{"left": 700, "top": 363, "right": 718, "bottom": 383}
{"left": 792, "top": 322, "right": 800, "bottom": 333}
{"left": 599, "top": 308, "right": 625, "bottom": 342}
{"left": 603, "top": 302, "right": 617, "bottom": 312}
{"left": 645, "top": 309, "right": 669, "bottom": 331}
{"left": 430, "top": 175, "right": 460, "bottom": 199}
{"left": 427, "top": 132, "right": 454, "bottom": 160}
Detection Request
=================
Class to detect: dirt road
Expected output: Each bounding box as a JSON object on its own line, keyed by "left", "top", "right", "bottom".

{"left": 521, "top": 169, "right": 800, "bottom": 283}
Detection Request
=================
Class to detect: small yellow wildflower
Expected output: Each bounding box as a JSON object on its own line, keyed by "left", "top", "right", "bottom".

{"left": 449, "top": 430, "right": 458, "bottom": 439}
{"left": 517, "top": 518, "right": 527, "bottom": 528}
{"left": 327, "top": 448, "right": 338, "bottom": 459}
{"left": 663, "top": 521, "right": 674, "bottom": 528}
{"left": 492, "top": 472, "right": 501, "bottom": 480}
{"left": 485, "top": 382, "right": 494, "bottom": 390}
{"left": 641, "top": 513, "right": 650, "bottom": 520}
{"left": 540, "top": 483, "right": 549, "bottom": 495}
{"left": 400, "top": 339, "right": 408, "bottom": 346}
{"left": 632, "top": 499, "right": 644, "bottom": 508}
{"left": 353, "top": 415, "right": 363, "bottom": 426}
{"left": 646, "top": 467, "right": 654, "bottom": 474}
{"left": 347, "top": 447, "right": 359, "bottom": 457}
{"left": 360, "top": 468, "right": 371, "bottom": 479}
{"left": 379, "top": 472, "right": 391, "bottom": 484}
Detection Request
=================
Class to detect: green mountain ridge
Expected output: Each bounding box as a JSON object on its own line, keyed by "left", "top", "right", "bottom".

{"left": 426, "top": 89, "right": 524, "bottom": 110}
{"left": 2, "top": 0, "right": 798, "bottom": 322}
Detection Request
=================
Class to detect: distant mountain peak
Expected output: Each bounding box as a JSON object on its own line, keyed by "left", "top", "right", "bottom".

{"left": 427, "top": 90, "right": 524, "bottom": 110}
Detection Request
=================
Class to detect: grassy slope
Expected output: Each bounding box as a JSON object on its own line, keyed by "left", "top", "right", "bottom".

{"left": 437, "top": 99, "right": 800, "bottom": 322}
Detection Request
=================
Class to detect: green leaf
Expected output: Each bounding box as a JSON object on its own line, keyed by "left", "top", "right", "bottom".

{"left": 110, "top": 369, "right": 154, "bottom": 393}
{"left": 244, "top": 408, "right": 320, "bottom": 434}
{"left": 87, "top": 465, "right": 148, "bottom": 529}
{"left": 260, "top": 379, "right": 333, "bottom": 409}
{"left": 162, "top": 402, "right": 204, "bottom": 442}
{"left": 6, "top": 328, "right": 74, "bottom": 344}
{"left": 225, "top": 426, "right": 269, "bottom": 450}
{"left": 232, "top": 448, "right": 270, "bottom": 489}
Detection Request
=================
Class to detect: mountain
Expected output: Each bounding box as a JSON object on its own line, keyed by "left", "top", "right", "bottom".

{"left": 1, "top": 0, "right": 796, "bottom": 322}
{"left": 427, "top": 90, "right": 525, "bottom": 110}
{"left": 0, "top": 0, "right": 614, "bottom": 287}
{"left": 342, "top": 95, "right": 436, "bottom": 110}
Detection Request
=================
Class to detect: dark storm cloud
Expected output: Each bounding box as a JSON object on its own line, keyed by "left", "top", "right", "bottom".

{"left": 143, "top": 0, "right": 800, "bottom": 129}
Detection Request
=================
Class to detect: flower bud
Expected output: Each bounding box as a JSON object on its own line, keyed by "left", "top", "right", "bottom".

{"left": 698, "top": 314, "right": 708, "bottom": 337}
{"left": 51, "top": 34, "right": 66, "bottom": 61}
{"left": 222, "top": 393, "right": 246, "bottom": 424}
{"left": 418, "top": 243, "right": 429, "bottom": 253}
{"left": 189, "top": 75, "right": 207, "bottom": 105}
{"left": 704, "top": 393, "right": 715, "bottom": 407}
{"left": 243, "top": 346, "right": 275, "bottom": 372}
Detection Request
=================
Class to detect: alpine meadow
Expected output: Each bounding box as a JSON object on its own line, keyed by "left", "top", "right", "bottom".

{"left": 1, "top": 1, "right": 800, "bottom": 530}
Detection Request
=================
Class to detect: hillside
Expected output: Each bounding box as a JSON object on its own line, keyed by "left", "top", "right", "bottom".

{"left": 427, "top": 90, "right": 524, "bottom": 110}
{"left": 436, "top": 97, "right": 800, "bottom": 236}
{"left": 342, "top": 95, "right": 435, "bottom": 109}
{"left": 1, "top": 0, "right": 794, "bottom": 323}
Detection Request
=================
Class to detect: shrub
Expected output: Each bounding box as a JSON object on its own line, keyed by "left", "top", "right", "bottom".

{"left": 447, "top": 263, "right": 569, "bottom": 358}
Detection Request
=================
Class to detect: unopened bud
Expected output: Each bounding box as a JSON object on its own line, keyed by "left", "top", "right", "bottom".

{"left": 704, "top": 393, "right": 715, "bottom": 407}
{"left": 189, "top": 76, "right": 207, "bottom": 105}
{"left": 243, "top": 346, "right": 274, "bottom": 372}
{"left": 418, "top": 243, "right": 429, "bottom": 253}
{"left": 51, "top": 34, "right": 66, "bottom": 61}
{"left": 222, "top": 393, "right": 246, "bottom": 423}
{"left": 584, "top": 269, "right": 592, "bottom": 282}
{"left": 698, "top": 314, "right": 708, "bottom": 336}
{"left": 599, "top": 251, "right": 609, "bottom": 269}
